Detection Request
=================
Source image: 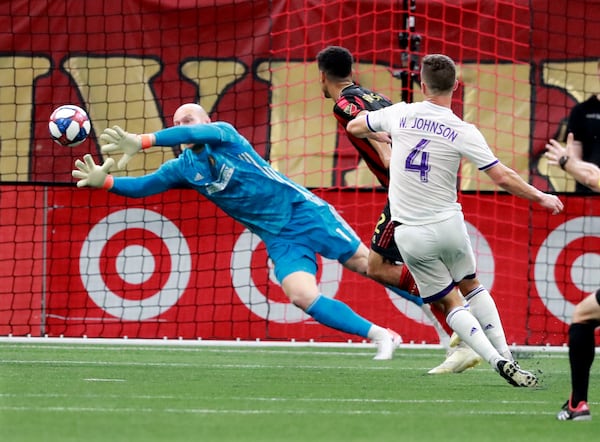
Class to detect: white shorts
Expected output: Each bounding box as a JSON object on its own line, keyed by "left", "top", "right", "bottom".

{"left": 393, "top": 211, "right": 476, "bottom": 302}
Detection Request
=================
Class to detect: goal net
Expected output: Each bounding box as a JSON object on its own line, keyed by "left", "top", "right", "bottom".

{"left": 1, "top": 0, "right": 598, "bottom": 345}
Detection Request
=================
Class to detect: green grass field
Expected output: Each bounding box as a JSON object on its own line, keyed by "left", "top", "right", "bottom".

{"left": 0, "top": 341, "right": 597, "bottom": 442}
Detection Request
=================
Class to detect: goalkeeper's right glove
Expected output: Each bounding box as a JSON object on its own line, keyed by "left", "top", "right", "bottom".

{"left": 100, "top": 125, "right": 154, "bottom": 169}
{"left": 72, "top": 154, "right": 115, "bottom": 189}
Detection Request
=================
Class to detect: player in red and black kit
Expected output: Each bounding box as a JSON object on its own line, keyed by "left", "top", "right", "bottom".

{"left": 317, "top": 45, "right": 482, "bottom": 373}
{"left": 334, "top": 87, "right": 408, "bottom": 285}
{"left": 334, "top": 85, "right": 392, "bottom": 188}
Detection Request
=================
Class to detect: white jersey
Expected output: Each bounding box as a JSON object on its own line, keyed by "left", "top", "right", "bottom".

{"left": 366, "top": 100, "right": 498, "bottom": 225}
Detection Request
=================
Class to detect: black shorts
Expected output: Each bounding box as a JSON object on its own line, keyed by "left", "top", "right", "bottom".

{"left": 370, "top": 200, "right": 403, "bottom": 263}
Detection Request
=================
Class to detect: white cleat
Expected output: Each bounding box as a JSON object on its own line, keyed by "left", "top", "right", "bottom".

{"left": 427, "top": 342, "right": 483, "bottom": 374}
{"left": 373, "top": 328, "right": 403, "bottom": 360}
{"left": 448, "top": 331, "right": 461, "bottom": 348}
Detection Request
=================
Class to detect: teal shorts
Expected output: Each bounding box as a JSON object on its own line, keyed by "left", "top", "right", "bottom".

{"left": 260, "top": 201, "right": 361, "bottom": 283}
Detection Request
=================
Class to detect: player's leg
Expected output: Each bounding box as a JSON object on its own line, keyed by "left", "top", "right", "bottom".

{"left": 367, "top": 202, "right": 452, "bottom": 345}
{"left": 345, "top": 242, "right": 420, "bottom": 307}
{"left": 281, "top": 270, "right": 370, "bottom": 334}
{"left": 272, "top": 208, "right": 401, "bottom": 360}
{"left": 278, "top": 268, "right": 400, "bottom": 360}
{"left": 437, "top": 295, "right": 536, "bottom": 387}
{"left": 314, "top": 204, "right": 404, "bottom": 359}
{"left": 366, "top": 249, "right": 423, "bottom": 305}
{"left": 396, "top": 216, "right": 535, "bottom": 386}
{"left": 283, "top": 269, "right": 402, "bottom": 360}
{"left": 442, "top": 214, "right": 513, "bottom": 361}
{"left": 391, "top": 216, "right": 480, "bottom": 372}
{"left": 458, "top": 278, "right": 512, "bottom": 360}
{"left": 557, "top": 290, "right": 600, "bottom": 421}
{"left": 395, "top": 220, "right": 497, "bottom": 364}
{"left": 434, "top": 293, "right": 503, "bottom": 365}
{"left": 368, "top": 202, "right": 424, "bottom": 298}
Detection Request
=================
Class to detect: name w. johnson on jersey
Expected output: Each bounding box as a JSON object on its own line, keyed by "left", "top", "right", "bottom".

{"left": 399, "top": 117, "right": 459, "bottom": 142}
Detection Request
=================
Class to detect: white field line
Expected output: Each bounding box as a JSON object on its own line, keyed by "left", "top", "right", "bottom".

{"left": 0, "top": 359, "right": 414, "bottom": 370}
{"left": 0, "top": 392, "right": 573, "bottom": 406}
{"left": 0, "top": 335, "right": 573, "bottom": 353}
{"left": 2, "top": 393, "right": 595, "bottom": 416}
{"left": 0, "top": 356, "right": 572, "bottom": 373}
{"left": 83, "top": 378, "right": 126, "bottom": 382}
{"left": 0, "top": 347, "right": 572, "bottom": 361}
{"left": 0, "top": 404, "right": 559, "bottom": 417}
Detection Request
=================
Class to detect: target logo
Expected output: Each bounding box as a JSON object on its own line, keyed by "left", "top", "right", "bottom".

{"left": 535, "top": 216, "right": 600, "bottom": 324}
{"left": 231, "top": 229, "right": 343, "bottom": 323}
{"left": 79, "top": 208, "right": 192, "bottom": 320}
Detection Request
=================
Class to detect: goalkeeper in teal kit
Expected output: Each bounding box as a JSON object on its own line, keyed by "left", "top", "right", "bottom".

{"left": 72, "top": 102, "right": 415, "bottom": 359}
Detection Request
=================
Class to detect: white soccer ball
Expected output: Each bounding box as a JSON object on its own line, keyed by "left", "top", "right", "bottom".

{"left": 48, "top": 104, "right": 91, "bottom": 147}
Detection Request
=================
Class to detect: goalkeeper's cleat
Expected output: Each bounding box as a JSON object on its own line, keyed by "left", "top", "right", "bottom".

{"left": 427, "top": 342, "right": 482, "bottom": 374}
{"left": 496, "top": 359, "right": 538, "bottom": 387}
{"left": 557, "top": 398, "right": 591, "bottom": 421}
{"left": 398, "top": 265, "right": 419, "bottom": 295}
{"left": 373, "top": 328, "right": 403, "bottom": 360}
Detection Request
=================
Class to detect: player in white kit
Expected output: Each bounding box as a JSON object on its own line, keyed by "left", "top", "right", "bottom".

{"left": 347, "top": 53, "right": 564, "bottom": 387}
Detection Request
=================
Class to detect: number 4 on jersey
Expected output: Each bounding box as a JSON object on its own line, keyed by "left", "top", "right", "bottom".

{"left": 405, "top": 138, "right": 431, "bottom": 182}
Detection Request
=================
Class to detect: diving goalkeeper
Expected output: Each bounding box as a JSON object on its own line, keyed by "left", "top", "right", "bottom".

{"left": 72, "top": 103, "right": 408, "bottom": 359}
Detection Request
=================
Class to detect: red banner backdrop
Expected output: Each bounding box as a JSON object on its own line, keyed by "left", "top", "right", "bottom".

{"left": 1, "top": 187, "right": 598, "bottom": 345}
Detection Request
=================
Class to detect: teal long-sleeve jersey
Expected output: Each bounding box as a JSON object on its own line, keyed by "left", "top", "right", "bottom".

{"left": 109, "top": 122, "right": 326, "bottom": 236}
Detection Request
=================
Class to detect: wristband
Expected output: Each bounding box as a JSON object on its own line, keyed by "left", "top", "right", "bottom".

{"left": 558, "top": 155, "right": 570, "bottom": 170}
{"left": 102, "top": 175, "right": 114, "bottom": 190}
{"left": 140, "top": 134, "right": 154, "bottom": 149}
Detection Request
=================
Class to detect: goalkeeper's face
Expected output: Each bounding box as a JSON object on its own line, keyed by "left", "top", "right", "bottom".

{"left": 173, "top": 103, "right": 211, "bottom": 149}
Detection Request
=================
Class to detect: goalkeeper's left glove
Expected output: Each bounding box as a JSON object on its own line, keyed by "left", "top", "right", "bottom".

{"left": 100, "top": 125, "right": 154, "bottom": 169}
{"left": 72, "top": 154, "right": 115, "bottom": 189}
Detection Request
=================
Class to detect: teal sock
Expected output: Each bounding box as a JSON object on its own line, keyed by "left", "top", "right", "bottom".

{"left": 305, "top": 295, "right": 372, "bottom": 337}
{"left": 387, "top": 285, "right": 423, "bottom": 306}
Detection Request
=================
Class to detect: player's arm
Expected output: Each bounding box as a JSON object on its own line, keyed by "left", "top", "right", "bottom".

{"left": 546, "top": 132, "right": 600, "bottom": 192}
{"left": 346, "top": 114, "right": 391, "bottom": 143}
{"left": 72, "top": 154, "right": 174, "bottom": 197}
{"left": 353, "top": 110, "right": 392, "bottom": 168}
{"left": 153, "top": 124, "right": 225, "bottom": 146}
{"left": 100, "top": 124, "right": 226, "bottom": 169}
{"left": 484, "top": 162, "right": 564, "bottom": 214}
{"left": 561, "top": 159, "right": 600, "bottom": 192}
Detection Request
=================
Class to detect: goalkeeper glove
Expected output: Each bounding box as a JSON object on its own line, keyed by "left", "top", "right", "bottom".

{"left": 100, "top": 125, "right": 154, "bottom": 169}
{"left": 72, "top": 154, "right": 115, "bottom": 188}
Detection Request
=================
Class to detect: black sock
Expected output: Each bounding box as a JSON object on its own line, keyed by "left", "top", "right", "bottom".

{"left": 568, "top": 322, "right": 596, "bottom": 406}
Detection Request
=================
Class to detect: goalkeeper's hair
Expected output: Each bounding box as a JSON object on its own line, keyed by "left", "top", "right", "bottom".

{"left": 316, "top": 46, "right": 354, "bottom": 80}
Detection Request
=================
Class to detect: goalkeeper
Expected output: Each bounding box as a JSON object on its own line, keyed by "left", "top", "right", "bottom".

{"left": 72, "top": 103, "right": 406, "bottom": 360}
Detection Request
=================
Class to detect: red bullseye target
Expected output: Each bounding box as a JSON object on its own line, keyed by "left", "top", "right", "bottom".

{"left": 535, "top": 216, "right": 600, "bottom": 324}
{"left": 553, "top": 236, "right": 600, "bottom": 305}
{"left": 80, "top": 209, "right": 191, "bottom": 320}
{"left": 99, "top": 228, "right": 172, "bottom": 300}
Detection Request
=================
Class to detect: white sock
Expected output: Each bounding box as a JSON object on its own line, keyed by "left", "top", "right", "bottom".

{"left": 367, "top": 324, "right": 387, "bottom": 341}
{"left": 464, "top": 285, "right": 512, "bottom": 360}
{"left": 446, "top": 306, "right": 502, "bottom": 367}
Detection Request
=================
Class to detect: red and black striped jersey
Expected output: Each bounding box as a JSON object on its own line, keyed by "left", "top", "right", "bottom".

{"left": 333, "top": 84, "right": 393, "bottom": 188}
